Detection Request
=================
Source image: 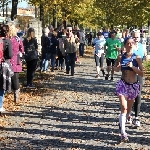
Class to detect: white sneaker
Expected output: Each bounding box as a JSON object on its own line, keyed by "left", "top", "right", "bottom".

{"left": 0, "top": 107, "right": 5, "bottom": 112}
{"left": 133, "top": 118, "right": 140, "bottom": 127}
{"left": 126, "top": 115, "right": 132, "bottom": 124}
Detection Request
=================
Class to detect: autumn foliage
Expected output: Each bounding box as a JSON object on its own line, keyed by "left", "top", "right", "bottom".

{"left": 19, "top": 0, "right": 150, "bottom": 28}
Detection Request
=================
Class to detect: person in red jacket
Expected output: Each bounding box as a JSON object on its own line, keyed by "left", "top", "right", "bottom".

{"left": 0, "top": 24, "right": 13, "bottom": 112}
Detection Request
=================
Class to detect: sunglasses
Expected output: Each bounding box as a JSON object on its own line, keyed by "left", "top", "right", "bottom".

{"left": 67, "top": 30, "right": 72, "bottom": 32}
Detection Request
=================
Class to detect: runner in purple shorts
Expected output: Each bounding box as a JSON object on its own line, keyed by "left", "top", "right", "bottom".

{"left": 114, "top": 36, "right": 144, "bottom": 142}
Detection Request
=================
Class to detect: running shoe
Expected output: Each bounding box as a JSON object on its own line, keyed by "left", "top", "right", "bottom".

{"left": 126, "top": 115, "right": 132, "bottom": 124}
{"left": 110, "top": 76, "right": 114, "bottom": 80}
{"left": 133, "top": 118, "right": 140, "bottom": 127}
{"left": 105, "top": 74, "right": 109, "bottom": 80}
{"left": 121, "top": 133, "right": 129, "bottom": 142}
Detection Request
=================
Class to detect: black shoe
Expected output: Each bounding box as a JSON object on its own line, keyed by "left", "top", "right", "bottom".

{"left": 66, "top": 71, "right": 69, "bottom": 74}
{"left": 105, "top": 74, "right": 109, "bottom": 80}
{"left": 101, "top": 69, "right": 105, "bottom": 76}
{"left": 111, "top": 77, "right": 114, "bottom": 80}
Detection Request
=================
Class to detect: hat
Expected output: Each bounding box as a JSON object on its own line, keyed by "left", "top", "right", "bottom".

{"left": 66, "top": 27, "right": 72, "bottom": 31}
{"left": 97, "top": 32, "right": 102, "bottom": 36}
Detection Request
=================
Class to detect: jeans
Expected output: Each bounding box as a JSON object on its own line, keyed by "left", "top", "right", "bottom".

{"left": 26, "top": 59, "right": 37, "bottom": 85}
{"left": 79, "top": 43, "right": 84, "bottom": 56}
{"left": 42, "top": 53, "right": 51, "bottom": 71}
{"left": 56, "top": 56, "right": 65, "bottom": 69}
{"left": 0, "top": 89, "right": 5, "bottom": 108}
{"left": 66, "top": 52, "right": 76, "bottom": 75}
{"left": 41, "top": 53, "right": 56, "bottom": 71}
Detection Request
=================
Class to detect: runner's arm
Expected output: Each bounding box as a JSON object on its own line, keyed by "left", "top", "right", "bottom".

{"left": 131, "top": 56, "right": 144, "bottom": 77}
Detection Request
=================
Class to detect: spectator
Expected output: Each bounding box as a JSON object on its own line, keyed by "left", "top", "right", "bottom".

{"left": 23, "top": 28, "right": 38, "bottom": 88}
{"left": 49, "top": 31, "right": 59, "bottom": 72}
{"left": 8, "top": 23, "right": 24, "bottom": 103}
{"left": 79, "top": 29, "right": 85, "bottom": 57}
{"left": 64, "top": 30, "right": 76, "bottom": 76}
{"left": 0, "top": 24, "right": 13, "bottom": 112}
{"left": 40, "top": 27, "right": 50, "bottom": 72}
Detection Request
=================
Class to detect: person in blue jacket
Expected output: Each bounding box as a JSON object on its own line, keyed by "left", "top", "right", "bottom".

{"left": 92, "top": 32, "right": 106, "bottom": 78}
{"left": 126, "top": 30, "right": 147, "bottom": 127}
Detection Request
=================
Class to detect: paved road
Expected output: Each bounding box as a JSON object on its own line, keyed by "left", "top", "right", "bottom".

{"left": 0, "top": 54, "right": 150, "bottom": 150}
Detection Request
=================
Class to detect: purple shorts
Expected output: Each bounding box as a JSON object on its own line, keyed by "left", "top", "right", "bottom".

{"left": 116, "top": 79, "right": 140, "bottom": 100}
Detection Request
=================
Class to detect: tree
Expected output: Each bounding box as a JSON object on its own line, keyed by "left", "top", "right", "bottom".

{"left": 20, "top": 0, "right": 150, "bottom": 29}
{"left": 11, "top": 0, "right": 18, "bottom": 20}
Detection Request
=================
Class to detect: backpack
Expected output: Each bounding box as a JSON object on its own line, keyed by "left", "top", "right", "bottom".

{"left": 0, "top": 38, "right": 4, "bottom": 63}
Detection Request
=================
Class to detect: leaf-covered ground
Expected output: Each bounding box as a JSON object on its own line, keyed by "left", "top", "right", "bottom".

{"left": 0, "top": 47, "right": 150, "bottom": 149}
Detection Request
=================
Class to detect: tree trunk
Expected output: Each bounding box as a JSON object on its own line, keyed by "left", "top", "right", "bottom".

{"left": 148, "top": 21, "right": 150, "bottom": 35}
{"left": 40, "top": 4, "right": 44, "bottom": 28}
{"left": 11, "top": 0, "right": 18, "bottom": 21}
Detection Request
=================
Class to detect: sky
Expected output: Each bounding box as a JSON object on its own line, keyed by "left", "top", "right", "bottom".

{"left": 9, "top": 1, "right": 28, "bottom": 8}
{"left": 18, "top": 1, "right": 28, "bottom": 8}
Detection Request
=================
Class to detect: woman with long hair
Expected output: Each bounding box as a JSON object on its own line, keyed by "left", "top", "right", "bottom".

{"left": 8, "top": 23, "right": 24, "bottom": 103}
{"left": 114, "top": 37, "right": 144, "bottom": 142}
{"left": 23, "top": 28, "right": 38, "bottom": 88}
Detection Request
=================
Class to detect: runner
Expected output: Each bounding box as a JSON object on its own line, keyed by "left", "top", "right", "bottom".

{"left": 102, "top": 28, "right": 109, "bottom": 40}
{"left": 126, "top": 30, "right": 147, "bottom": 127}
{"left": 114, "top": 36, "right": 144, "bottom": 142}
{"left": 92, "top": 32, "right": 106, "bottom": 78}
{"left": 104, "top": 30, "right": 121, "bottom": 80}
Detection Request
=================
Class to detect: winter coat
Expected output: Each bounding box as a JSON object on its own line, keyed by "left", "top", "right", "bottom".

{"left": 49, "top": 36, "right": 59, "bottom": 54}
{"left": 0, "top": 38, "right": 13, "bottom": 91}
{"left": 10, "top": 36, "right": 24, "bottom": 72}
{"left": 41, "top": 34, "right": 50, "bottom": 59}
{"left": 59, "top": 35, "right": 66, "bottom": 56}
{"left": 64, "top": 36, "right": 77, "bottom": 54}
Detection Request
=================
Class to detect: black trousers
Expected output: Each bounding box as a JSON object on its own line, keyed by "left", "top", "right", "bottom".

{"left": 26, "top": 59, "right": 37, "bottom": 85}
{"left": 134, "top": 76, "right": 144, "bottom": 117}
{"left": 66, "top": 52, "right": 76, "bottom": 75}
{"left": 79, "top": 43, "right": 84, "bottom": 56}
{"left": 11, "top": 72, "right": 20, "bottom": 90}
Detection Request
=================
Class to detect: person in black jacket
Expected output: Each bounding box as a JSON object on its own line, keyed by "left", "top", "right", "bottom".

{"left": 0, "top": 24, "right": 13, "bottom": 112}
{"left": 40, "top": 28, "right": 50, "bottom": 72}
{"left": 49, "top": 31, "right": 59, "bottom": 72}
{"left": 23, "top": 28, "right": 38, "bottom": 88}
